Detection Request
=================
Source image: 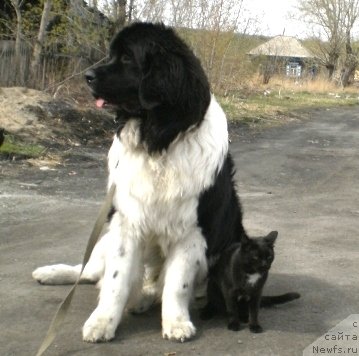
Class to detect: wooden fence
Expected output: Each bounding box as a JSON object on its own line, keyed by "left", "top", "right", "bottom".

{"left": 0, "top": 40, "right": 31, "bottom": 87}
{"left": 0, "top": 40, "right": 95, "bottom": 90}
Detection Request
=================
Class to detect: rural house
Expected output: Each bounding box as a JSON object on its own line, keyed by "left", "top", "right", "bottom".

{"left": 248, "top": 36, "right": 315, "bottom": 82}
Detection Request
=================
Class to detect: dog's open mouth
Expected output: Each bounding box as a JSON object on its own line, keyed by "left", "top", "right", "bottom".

{"left": 93, "top": 94, "right": 143, "bottom": 116}
{"left": 95, "top": 98, "right": 118, "bottom": 110}
{"left": 95, "top": 98, "right": 136, "bottom": 112}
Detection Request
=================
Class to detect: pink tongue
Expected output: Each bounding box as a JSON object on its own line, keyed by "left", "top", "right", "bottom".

{"left": 96, "top": 98, "right": 105, "bottom": 108}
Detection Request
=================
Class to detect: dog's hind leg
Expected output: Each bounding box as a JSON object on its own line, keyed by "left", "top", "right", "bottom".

{"left": 127, "top": 244, "right": 163, "bottom": 314}
{"left": 32, "top": 231, "right": 110, "bottom": 285}
{"left": 161, "top": 229, "right": 207, "bottom": 342}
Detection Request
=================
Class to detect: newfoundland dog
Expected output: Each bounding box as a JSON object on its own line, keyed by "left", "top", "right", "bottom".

{"left": 32, "top": 22, "right": 247, "bottom": 343}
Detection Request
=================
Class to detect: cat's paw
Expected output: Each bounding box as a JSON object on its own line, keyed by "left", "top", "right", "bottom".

{"left": 162, "top": 320, "right": 196, "bottom": 342}
{"left": 249, "top": 324, "right": 263, "bottom": 333}
{"left": 82, "top": 310, "right": 117, "bottom": 343}
{"left": 227, "top": 319, "right": 240, "bottom": 331}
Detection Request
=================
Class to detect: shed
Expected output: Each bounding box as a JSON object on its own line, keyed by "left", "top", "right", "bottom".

{"left": 248, "top": 36, "right": 315, "bottom": 78}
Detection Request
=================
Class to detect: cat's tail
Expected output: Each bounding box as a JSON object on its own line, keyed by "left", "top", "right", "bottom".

{"left": 260, "top": 292, "right": 300, "bottom": 308}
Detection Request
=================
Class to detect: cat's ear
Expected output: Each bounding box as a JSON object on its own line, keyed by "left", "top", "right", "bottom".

{"left": 264, "top": 231, "right": 278, "bottom": 246}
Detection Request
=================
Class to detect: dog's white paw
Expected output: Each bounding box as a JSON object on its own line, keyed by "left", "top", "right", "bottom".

{"left": 82, "top": 310, "right": 117, "bottom": 343}
{"left": 32, "top": 264, "right": 79, "bottom": 285}
{"left": 162, "top": 320, "right": 196, "bottom": 342}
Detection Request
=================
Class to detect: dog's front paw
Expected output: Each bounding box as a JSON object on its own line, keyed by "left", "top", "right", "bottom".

{"left": 82, "top": 310, "right": 117, "bottom": 343}
{"left": 162, "top": 320, "right": 196, "bottom": 342}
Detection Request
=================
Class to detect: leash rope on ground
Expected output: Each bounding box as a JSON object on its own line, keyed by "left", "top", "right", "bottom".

{"left": 35, "top": 183, "right": 116, "bottom": 356}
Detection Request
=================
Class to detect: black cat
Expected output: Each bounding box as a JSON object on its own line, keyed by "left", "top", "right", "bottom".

{"left": 200, "top": 231, "right": 300, "bottom": 333}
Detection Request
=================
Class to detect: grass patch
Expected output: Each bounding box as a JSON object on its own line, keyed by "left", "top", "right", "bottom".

{"left": 0, "top": 134, "right": 45, "bottom": 159}
{"left": 219, "top": 78, "right": 359, "bottom": 128}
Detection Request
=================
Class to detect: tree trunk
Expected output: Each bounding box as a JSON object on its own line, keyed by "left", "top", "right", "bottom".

{"left": 31, "top": 0, "right": 52, "bottom": 87}
{"left": 128, "top": 0, "right": 135, "bottom": 22}
{"left": 326, "top": 63, "right": 335, "bottom": 80}
{"left": 10, "top": 0, "right": 23, "bottom": 85}
{"left": 112, "top": 0, "right": 127, "bottom": 32}
{"left": 341, "top": 30, "right": 358, "bottom": 87}
{"left": 261, "top": 59, "right": 277, "bottom": 85}
{"left": 340, "top": 64, "right": 356, "bottom": 87}
{"left": 326, "top": 49, "right": 340, "bottom": 80}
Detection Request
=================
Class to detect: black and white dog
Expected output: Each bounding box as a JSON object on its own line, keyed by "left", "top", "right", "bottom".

{"left": 32, "top": 22, "right": 247, "bottom": 343}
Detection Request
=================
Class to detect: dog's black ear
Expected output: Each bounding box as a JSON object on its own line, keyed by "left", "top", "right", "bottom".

{"left": 139, "top": 43, "right": 184, "bottom": 110}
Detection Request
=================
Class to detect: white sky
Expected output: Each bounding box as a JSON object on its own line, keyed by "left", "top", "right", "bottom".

{"left": 97, "top": 0, "right": 305, "bottom": 37}
{"left": 245, "top": 0, "right": 305, "bottom": 38}
{"left": 96, "top": 0, "right": 359, "bottom": 40}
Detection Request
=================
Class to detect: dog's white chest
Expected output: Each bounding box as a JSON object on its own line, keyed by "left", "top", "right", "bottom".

{"left": 113, "top": 142, "right": 190, "bottom": 202}
{"left": 108, "top": 133, "right": 201, "bottom": 237}
{"left": 107, "top": 97, "right": 229, "bottom": 238}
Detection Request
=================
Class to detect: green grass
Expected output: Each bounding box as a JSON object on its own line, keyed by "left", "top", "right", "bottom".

{"left": 0, "top": 135, "right": 45, "bottom": 159}
{"left": 219, "top": 89, "right": 359, "bottom": 127}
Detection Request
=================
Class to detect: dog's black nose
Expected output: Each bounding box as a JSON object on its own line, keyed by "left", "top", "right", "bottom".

{"left": 85, "top": 69, "right": 96, "bottom": 84}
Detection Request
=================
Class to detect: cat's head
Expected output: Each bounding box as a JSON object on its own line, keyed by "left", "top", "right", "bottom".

{"left": 239, "top": 231, "right": 278, "bottom": 274}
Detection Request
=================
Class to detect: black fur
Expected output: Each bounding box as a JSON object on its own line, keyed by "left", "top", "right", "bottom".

{"left": 198, "top": 154, "right": 247, "bottom": 257}
{"left": 201, "top": 232, "right": 278, "bottom": 332}
{"left": 85, "top": 22, "right": 210, "bottom": 154}
{"left": 260, "top": 292, "right": 300, "bottom": 308}
{"left": 201, "top": 232, "right": 300, "bottom": 332}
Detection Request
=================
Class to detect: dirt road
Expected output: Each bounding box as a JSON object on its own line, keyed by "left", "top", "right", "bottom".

{"left": 1, "top": 107, "right": 358, "bottom": 356}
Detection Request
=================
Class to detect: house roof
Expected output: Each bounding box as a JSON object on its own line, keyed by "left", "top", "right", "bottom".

{"left": 248, "top": 36, "right": 314, "bottom": 58}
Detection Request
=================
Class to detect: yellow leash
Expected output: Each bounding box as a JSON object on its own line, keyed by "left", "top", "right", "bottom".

{"left": 35, "top": 184, "right": 116, "bottom": 356}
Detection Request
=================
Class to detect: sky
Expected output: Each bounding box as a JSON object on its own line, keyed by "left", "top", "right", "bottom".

{"left": 95, "top": 0, "right": 359, "bottom": 40}
{"left": 245, "top": 0, "right": 306, "bottom": 38}
{"left": 96, "top": 0, "right": 306, "bottom": 37}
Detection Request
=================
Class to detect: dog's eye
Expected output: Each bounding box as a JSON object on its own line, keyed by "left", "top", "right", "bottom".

{"left": 121, "top": 54, "right": 132, "bottom": 64}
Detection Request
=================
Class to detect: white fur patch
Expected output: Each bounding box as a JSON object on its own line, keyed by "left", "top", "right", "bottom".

{"left": 247, "top": 273, "right": 261, "bottom": 286}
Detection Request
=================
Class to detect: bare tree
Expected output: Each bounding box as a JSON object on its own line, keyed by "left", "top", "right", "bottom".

{"left": 100, "top": 0, "right": 128, "bottom": 29}
{"left": 139, "top": 0, "right": 254, "bottom": 92}
{"left": 31, "top": 0, "right": 52, "bottom": 81}
{"left": 128, "top": 0, "right": 135, "bottom": 22}
{"left": 112, "top": 0, "right": 127, "bottom": 30}
{"left": 193, "top": 0, "right": 254, "bottom": 92}
{"left": 9, "top": 0, "right": 25, "bottom": 84}
{"left": 136, "top": 0, "right": 165, "bottom": 23}
{"left": 298, "top": 0, "right": 359, "bottom": 84}
{"left": 340, "top": 0, "right": 359, "bottom": 86}
{"left": 88, "top": 0, "right": 98, "bottom": 7}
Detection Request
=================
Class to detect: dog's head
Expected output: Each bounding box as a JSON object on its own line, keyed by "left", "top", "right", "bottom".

{"left": 85, "top": 22, "right": 211, "bottom": 153}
